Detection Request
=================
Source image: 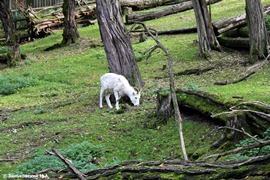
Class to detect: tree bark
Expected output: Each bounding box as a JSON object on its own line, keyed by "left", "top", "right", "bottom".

{"left": 62, "top": 0, "right": 80, "bottom": 45}
{"left": 0, "top": 0, "right": 21, "bottom": 64}
{"left": 96, "top": 0, "right": 144, "bottom": 88}
{"left": 191, "top": 0, "right": 221, "bottom": 58}
{"left": 120, "top": 0, "right": 183, "bottom": 10}
{"left": 245, "top": 0, "right": 269, "bottom": 63}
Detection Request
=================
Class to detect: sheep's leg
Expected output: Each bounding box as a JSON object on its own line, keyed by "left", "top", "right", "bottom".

{"left": 114, "top": 91, "right": 120, "bottom": 110}
{"left": 105, "top": 93, "right": 113, "bottom": 108}
{"left": 99, "top": 88, "right": 104, "bottom": 108}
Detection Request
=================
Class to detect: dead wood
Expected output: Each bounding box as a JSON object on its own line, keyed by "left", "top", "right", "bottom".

{"left": 125, "top": 0, "right": 222, "bottom": 24}
{"left": 217, "top": 36, "right": 249, "bottom": 49}
{"left": 213, "top": 14, "right": 247, "bottom": 35}
{"left": 230, "top": 101, "right": 270, "bottom": 112}
{"left": 213, "top": 6, "right": 270, "bottom": 35}
{"left": 157, "top": 27, "right": 197, "bottom": 35}
{"left": 156, "top": 90, "right": 172, "bottom": 124}
{"left": 212, "top": 109, "right": 270, "bottom": 120}
{"left": 52, "top": 148, "right": 87, "bottom": 180}
{"left": 176, "top": 89, "right": 226, "bottom": 107}
{"left": 175, "top": 66, "right": 215, "bottom": 76}
{"left": 130, "top": 22, "right": 188, "bottom": 161}
{"left": 120, "top": 0, "right": 182, "bottom": 10}
{"left": 82, "top": 157, "right": 270, "bottom": 179}
{"left": 203, "top": 140, "right": 270, "bottom": 161}
{"left": 214, "top": 71, "right": 255, "bottom": 85}
{"left": 218, "top": 126, "right": 263, "bottom": 143}
{"left": 246, "top": 58, "right": 270, "bottom": 74}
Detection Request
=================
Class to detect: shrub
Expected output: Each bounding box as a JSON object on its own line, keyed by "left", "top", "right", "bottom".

{"left": 0, "top": 75, "right": 38, "bottom": 95}
{"left": 15, "top": 141, "right": 104, "bottom": 174}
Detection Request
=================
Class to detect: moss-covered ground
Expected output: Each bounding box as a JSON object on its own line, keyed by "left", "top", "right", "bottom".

{"left": 0, "top": 0, "right": 270, "bottom": 177}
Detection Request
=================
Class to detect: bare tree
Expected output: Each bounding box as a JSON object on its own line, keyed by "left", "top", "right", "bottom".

{"left": 245, "top": 0, "right": 269, "bottom": 63}
{"left": 0, "top": 0, "right": 21, "bottom": 64}
{"left": 62, "top": 0, "right": 80, "bottom": 45}
{"left": 191, "top": 0, "right": 220, "bottom": 57}
{"left": 96, "top": 0, "right": 144, "bottom": 88}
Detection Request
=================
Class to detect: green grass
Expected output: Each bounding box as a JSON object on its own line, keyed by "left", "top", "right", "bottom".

{"left": 1, "top": 0, "right": 270, "bottom": 176}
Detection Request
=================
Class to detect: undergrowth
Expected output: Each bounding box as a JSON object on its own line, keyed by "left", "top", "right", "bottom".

{"left": 0, "top": 0, "right": 270, "bottom": 176}
{"left": 15, "top": 141, "right": 104, "bottom": 174}
{"left": 230, "top": 128, "right": 270, "bottom": 160}
{"left": 0, "top": 75, "right": 38, "bottom": 95}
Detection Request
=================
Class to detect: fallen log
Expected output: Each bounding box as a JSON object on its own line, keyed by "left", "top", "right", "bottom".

{"left": 217, "top": 36, "right": 249, "bottom": 49}
{"left": 82, "top": 157, "right": 270, "bottom": 179}
{"left": 213, "top": 14, "right": 247, "bottom": 35}
{"left": 158, "top": 27, "right": 197, "bottom": 35}
{"left": 125, "top": 0, "right": 222, "bottom": 24}
{"left": 213, "top": 6, "right": 270, "bottom": 35}
{"left": 120, "top": 0, "right": 186, "bottom": 10}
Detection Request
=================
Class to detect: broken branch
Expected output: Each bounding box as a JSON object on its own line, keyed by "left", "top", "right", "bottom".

{"left": 52, "top": 148, "right": 86, "bottom": 180}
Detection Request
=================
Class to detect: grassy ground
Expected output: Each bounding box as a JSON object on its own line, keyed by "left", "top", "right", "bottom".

{"left": 1, "top": 0, "right": 270, "bottom": 176}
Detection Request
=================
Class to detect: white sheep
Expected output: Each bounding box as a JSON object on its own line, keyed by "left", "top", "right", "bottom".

{"left": 99, "top": 73, "right": 141, "bottom": 110}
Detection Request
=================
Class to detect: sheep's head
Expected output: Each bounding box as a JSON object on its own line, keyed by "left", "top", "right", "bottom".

{"left": 130, "top": 88, "right": 141, "bottom": 106}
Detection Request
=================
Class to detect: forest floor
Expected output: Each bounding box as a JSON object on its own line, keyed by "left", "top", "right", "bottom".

{"left": 0, "top": 0, "right": 270, "bottom": 178}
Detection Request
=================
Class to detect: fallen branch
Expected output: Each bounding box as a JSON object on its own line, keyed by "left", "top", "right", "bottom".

{"left": 130, "top": 22, "right": 188, "bottom": 161}
{"left": 218, "top": 126, "right": 262, "bottom": 143}
{"left": 202, "top": 139, "right": 270, "bottom": 161}
{"left": 246, "top": 58, "right": 270, "bottom": 74}
{"left": 230, "top": 101, "right": 270, "bottom": 111}
{"left": 211, "top": 109, "right": 270, "bottom": 121}
{"left": 157, "top": 27, "right": 197, "bottom": 35}
{"left": 175, "top": 66, "right": 215, "bottom": 76}
{"left": 214, "top": 71, "right": 255, "bottom": 85}
{"left": 52, "top": 148, "right": 87, "bottom": 180}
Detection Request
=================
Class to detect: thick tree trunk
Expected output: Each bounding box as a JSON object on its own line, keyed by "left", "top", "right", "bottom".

{"left": 192, "top": 0, "right": 220, "bottom": 57}
{"left": 0, "top": 0, "right": 20, "bottom": 64}
{"left": 62, "top": 0, "right": 80, "bottom": 45}
{"left": 245, "top": 0, "right": 269, "bottom": 63}
{"left": 125, "top": 0, "right": 221, "bottom": 24}
{"left": 96, "top": 0, "right": 144, "bottom": 88}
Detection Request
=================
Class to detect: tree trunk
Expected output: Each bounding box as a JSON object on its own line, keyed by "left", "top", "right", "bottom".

{"left": 62, "top": 0, "right": 80, "bottom": 45}
{"left": 96, "top": 0, "right": 144, "bottom": 88}
{"left": 245, "top": 0, "right": 269, "bottom": 63}
{"left": 126, "top": 0, "right": 221, "bottom": 24}
{"left": 191, "top": 0, "right": 221, "bottom": 58}
{"left": 0, "top": 0, "right": 20, "bottom": 64}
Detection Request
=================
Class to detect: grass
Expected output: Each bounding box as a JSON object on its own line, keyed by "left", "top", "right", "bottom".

{"left": 1, "top": 0, "right": 270, "bottom": 176}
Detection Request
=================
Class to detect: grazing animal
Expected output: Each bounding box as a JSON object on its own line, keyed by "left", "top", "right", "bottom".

{"left": 99, "top": 73, "right": 141, "bottom": 110}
